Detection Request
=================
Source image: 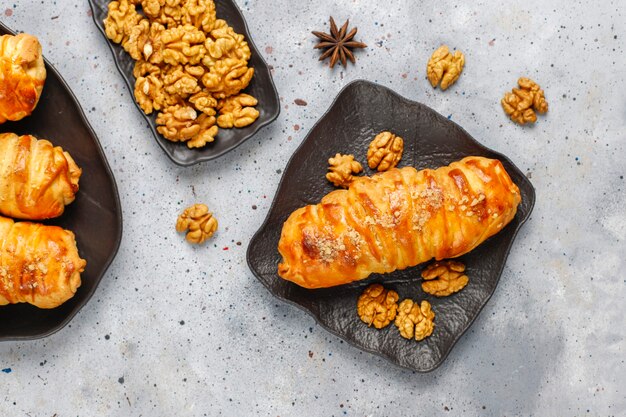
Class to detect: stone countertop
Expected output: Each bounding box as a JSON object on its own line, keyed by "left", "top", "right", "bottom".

{"left": 1, "top": 1, "right": 624, "bottom": 415}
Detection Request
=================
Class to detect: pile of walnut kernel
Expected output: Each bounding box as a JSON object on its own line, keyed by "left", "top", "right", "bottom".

{"left": 104, "top": 0, "right": 259, "bottom": 148}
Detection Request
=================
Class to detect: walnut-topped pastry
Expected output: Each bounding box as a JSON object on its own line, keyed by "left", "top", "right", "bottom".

{"left": 357, "top": 284, "right": 399, "bottom": 329}
{"left": 421, "top": 260, "right": 469, "bottom": 297}
{"left": 326, "top": 153, "right": 363, "bottom": 188}
{"left": 0, "top": 33, "right": 46, "bottom": 124}
{"left": 277, "top": 156, "right": 521, "bottom": 289}
{"left": 176, "top": 203, "right": 218, "bottom": 244}
{"left": 394, "top": 299, "right": 435, "bottom": 341}
{"left": 367, "top": 131, "right": 404, "bottom": 172}
{"left": 501, "top": 77, "right": 548, "bottom": 125}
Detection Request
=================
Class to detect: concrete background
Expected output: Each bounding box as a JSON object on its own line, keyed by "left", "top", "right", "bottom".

{"left": 1, "top": 0, "right": 624, "bottom": 415}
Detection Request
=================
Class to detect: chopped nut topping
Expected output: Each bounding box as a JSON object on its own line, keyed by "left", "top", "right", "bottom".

{"left": 427, "top": 45, "right": 465, "bottom": 90}
{"left": 367, "top": 131, "right": 404, "bottom": 172}
{"left": 421, "top": 260, "right": 469, "bottom": 297}
{"left": 357, "top": 284, "right": 399, "bottom": 329}
{"left": 410, "top": 186, "right": 443, "bottom": 231}
{"left": 216, "top": 93, "right": 259, "bottom": 128}
{"left": 326, "top": 153, "right": 363, "bottom": 188}
{"left": 176, "top": 203, "right": 218, "bottom": 244}
{"left": 394, "top": 299, "right": 435, "bottom": 341}
{"left": 501, "top": 77, "right": 548, "bottom": 125}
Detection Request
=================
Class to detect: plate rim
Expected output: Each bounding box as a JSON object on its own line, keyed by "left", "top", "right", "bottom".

{"left": 246, "top": 79, "right": 536, "bottom": 372}
{"left": 87, "top": 0, "right": 281, "bottom": 167}
{"left": 0, "top": 21, "right": 124, "bottom": 342}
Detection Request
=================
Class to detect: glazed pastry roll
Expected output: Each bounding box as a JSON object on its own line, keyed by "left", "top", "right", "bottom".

{"left": 0, "top": 133, "right": 81, "bottom": 220}
{"left": 0, "top": 33, "right": 46, "bottom": 123}
{"left": 0, "top": 216, "right": 86, "bottom": 309}
{"left": 278, "top": 156, "right": 521, "bottom": 288}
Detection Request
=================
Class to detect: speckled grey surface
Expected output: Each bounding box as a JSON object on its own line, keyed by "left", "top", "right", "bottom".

{"left": 1, "top": 1, "right": 624, "bottom": 415}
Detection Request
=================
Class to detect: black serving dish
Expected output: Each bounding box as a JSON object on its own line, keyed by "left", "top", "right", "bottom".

{"left": 88, "top": 0, "right": 280, "bottom": 166}
{"left": 247, "top": 80, "right": 535, "bottom": 372}
{"left": 0, "top": 22, "right": 123, "bottom": 341}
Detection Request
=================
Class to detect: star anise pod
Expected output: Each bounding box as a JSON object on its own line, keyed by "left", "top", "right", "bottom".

{"left": 312, "top": 17, "right": 367, "bottom": 69}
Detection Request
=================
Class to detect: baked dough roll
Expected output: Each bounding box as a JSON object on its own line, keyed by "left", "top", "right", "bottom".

{"left": 0, "top": 33, "right": 46, "bottom": 123}
{"left": 0, "top": 216, "right": 86, "bottom": 309}
{"left": 0, "top": 133, "right": 81, "bottom": 220}
{"left": 278, "top": 156, "right": 521, "bottom": 288}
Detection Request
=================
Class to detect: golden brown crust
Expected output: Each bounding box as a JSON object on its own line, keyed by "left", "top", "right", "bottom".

{"left": 0, "top": 33, "right": 46, "bottom": 124}
{"left": 0, "top": 133, "right": 81, "bottom": 220}
{"left": 0, "top": 216, "right": 85, "bottom": 309}
{"left": 277, "top": 156, "right": 521, "bottom": 288}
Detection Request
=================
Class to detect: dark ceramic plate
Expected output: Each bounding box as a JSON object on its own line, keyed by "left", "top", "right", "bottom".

{"left": 0, "top": 22, "right": 122, "bottom": 341}
{"left": 247, "top": 80, "right": 535, "bottom": 372}
{"left": 88, "top": 0, "right": 280, "bottom": 166}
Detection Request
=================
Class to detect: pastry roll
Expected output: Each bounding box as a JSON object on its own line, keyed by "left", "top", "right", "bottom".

{"left": 0, "top": 133, "right": 81, "bottom": 220}
{"left": 0, "top": 216, "right": 86, "bottom": 309}
{"left": 0, "top": 33, "right": 46, "bottom": 123}
{"left": 278, "top": 156, "right": 521, "bottom": 288}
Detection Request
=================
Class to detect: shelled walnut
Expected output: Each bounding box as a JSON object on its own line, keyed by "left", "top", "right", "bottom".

{"left": 217, "top": 93, "right": 259, "bottom": 128}
{"left": 176, "top": 203, "right": 218, "bottom": 244}
{"left": 103, "top": 0, "right": 258, "bottom": 149}
{"left": 394, "top": 299, "right": 435, "bottom": 341}
{"left": 160, "top": 24, "right": 206, "bottom": 65}
{"left": 155, "top": 105, "right": 218, "bottom": 148}
{"left": 427, "top": 45, "right": 465, "bottom": 90}
{"left": 182, "top": 0, "right": 216, "bottom": 32}
{"left": 203, "top": 20, "right": 251, "bottom": 67}
{"left": 357, "top": 284, "right": 399, "bottom": 329}
{"left": 201, "top": 58, "right": 254, "bottom": 99}
{"left": 501, "top": 77, "right": 548, "bottom": 125}
{"left": 367, "top": 131, "right": 404, "bottom": 172}
{"left": 326, "top": 153, "right": 363, "bottom": 188}
{"left": 421, "top": 260, "right": 469, "bottom": 297}
{"left": 104, "top": 0, "right": 143, "bottom": 44}
{"left": 162, "top": 65, "right": 201, "bottom": 97}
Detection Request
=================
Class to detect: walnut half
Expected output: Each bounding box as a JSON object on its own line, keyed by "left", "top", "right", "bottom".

{"left": 394, "top": 299, "right": 435, "bottom": 341}
{"left": 217, "top": 93, "right": 259, "bottom": 128}
{"left": 427, "top": 45, "right": 465, "bottom": 90}
{"left": 155, "top": 105, "right": 218, "bottom": 148}
{"left": 326, "top": 153, "right": 363, "bottom": 188}
{"left": 367, "top": 131, "right": 404, "bottom": 172}
{"left": 501, "top": 77, "right": 548, "bottom": 125}
{"left": 176, "top": 203, "right": 218, "bottom": 244}
{"left": 421, "top": 260, "right": 469, "bottom": 297}
{"left": 357, "top": 284, "right": 399, "bottom": 329}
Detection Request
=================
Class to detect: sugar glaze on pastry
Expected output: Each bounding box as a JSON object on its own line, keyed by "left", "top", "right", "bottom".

{"left": 0, "top": 133, "right": 81, "bottom": 220}
{"left": 0, "top": 33, "right": 46, "bottom": 123}
{"left": 0, "top": 216, "right": 85, "bottom": 309}
{"left": 277, "top": 156, "right": 521, "bottom": 289}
